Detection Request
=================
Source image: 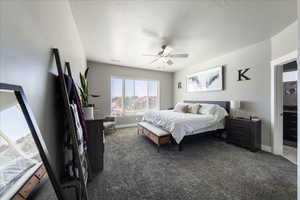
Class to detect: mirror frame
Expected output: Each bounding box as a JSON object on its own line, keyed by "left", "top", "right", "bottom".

{"left": 0, "top": 83, "right": 64, "bottom": 200}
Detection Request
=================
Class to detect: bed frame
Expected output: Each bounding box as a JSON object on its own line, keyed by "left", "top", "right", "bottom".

{"left": 139, "top": 100, "right": 230, "bottom": 152}
{"left": 175, "top": 100, "right": 231, "bottom": 151}
{"left": 183, "top": 100, "right": 230, "bottom": 114}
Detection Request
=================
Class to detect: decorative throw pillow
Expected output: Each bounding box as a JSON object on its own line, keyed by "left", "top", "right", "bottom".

{"left": 174, "top": 103, "right": 188, "bottom": 113}
{"left": 187, "top": 104, "right": 201, "bottom": 114}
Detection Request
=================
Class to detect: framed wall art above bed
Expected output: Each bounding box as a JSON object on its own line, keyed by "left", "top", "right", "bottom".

{"left": 186, "top": 66, "right": 224, "bottom": 92}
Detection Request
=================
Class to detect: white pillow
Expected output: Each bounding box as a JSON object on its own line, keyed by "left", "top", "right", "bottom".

{"left": 174, "top": 103, "right": 188, "bottom": 113}
{"left": 187, "top": 104, "right": 201, "bottom": 114}
{"left": 199, "top": 104, "right": 217, "bottom": 115}
{"left": 213, "top": 106, "right": 229, "bottom": 121}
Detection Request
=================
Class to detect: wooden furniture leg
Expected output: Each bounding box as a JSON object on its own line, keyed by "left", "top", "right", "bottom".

{"left": 178, "top": 142, "right": 182, "bottom": 151}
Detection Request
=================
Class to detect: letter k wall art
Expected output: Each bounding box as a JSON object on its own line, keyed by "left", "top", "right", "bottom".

{"left": 238, "top": 68, "right": 251, "bottom": 81}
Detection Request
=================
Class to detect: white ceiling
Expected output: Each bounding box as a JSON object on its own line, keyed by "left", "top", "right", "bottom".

{"left": 70, "top": 0, "right": 297, "bottom": 72}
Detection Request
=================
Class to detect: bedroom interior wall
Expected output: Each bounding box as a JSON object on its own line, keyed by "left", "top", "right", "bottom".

{"left": 0, "top": 0, "right": 86, "bottom": 191}
{"left": 87, "top": 61, "right": 174, "bottom": 126}
{"left": 271, "top": 21, "right": 297, "bottom": 60}
{"left": 174, "top": 22, "right": 297, "bottom": 148}
{"left": 274, "top": 22, "right": 298, "bottom": 107}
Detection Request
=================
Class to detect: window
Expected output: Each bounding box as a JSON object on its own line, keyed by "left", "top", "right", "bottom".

{"left": 133, "top": 80, "right": 148, "bottom": 112}
{"left": 124, "top": 79, "right": 135, "bottom": 112}
{"left": 111, "top": 77, "right": 159, "bottom": 116}
{"left": 148, "top": 80, "right": 158, "bottom": 109}
{"left": 111, "top": 77, "right": 123, "bottom": 116}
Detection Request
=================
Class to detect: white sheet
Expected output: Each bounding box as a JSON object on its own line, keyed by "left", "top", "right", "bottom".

{"left": 143, "top": 106, "right": 227, "bottom": 143}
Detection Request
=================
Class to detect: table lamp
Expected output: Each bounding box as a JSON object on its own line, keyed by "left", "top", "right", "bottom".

{"left": 230, "top": 100, "right": 240, "bottom": 118}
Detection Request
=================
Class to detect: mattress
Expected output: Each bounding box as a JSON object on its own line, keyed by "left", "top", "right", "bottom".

{"left": 186, "top": 120, "right": 225, "bottom": 136}
{"left": 143, "top": 107, "right": 227, "bottom": 143}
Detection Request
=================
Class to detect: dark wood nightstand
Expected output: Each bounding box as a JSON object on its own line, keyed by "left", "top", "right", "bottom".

{"left": 85, "top": 119, "right": 104, "bottom": 174}
{"left": 226, "top": 118, "right": 261, "bottom": 152}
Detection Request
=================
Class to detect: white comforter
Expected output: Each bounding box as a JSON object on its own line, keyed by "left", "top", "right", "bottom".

{"left": 143, "top": 109, "right": 227, "bottom": 143}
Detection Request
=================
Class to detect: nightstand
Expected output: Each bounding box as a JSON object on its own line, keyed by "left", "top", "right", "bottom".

{"left": 226, "top": 118, "right": 261, "bottom": 152}
{"left": 85, "top": 119, "right": 105, "bottom": 174}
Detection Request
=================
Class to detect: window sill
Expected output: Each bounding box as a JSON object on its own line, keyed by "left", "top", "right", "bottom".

{"left": 122, "top": 112, "right": 145, "bottom": 117}
{"left": 111, "top": 109, "right": 159, "bottom": 117}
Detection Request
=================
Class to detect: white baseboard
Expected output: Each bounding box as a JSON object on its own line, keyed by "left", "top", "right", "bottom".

{"left": 116, "top": 123, "right": 137, "bottom": 129}
{"left": 261, "top": 145, "right": 272, "bottom": 153}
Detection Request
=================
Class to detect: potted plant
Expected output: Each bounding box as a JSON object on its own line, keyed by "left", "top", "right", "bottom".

{"left": 79, "top": 67, "right": 99, "bottom": 120}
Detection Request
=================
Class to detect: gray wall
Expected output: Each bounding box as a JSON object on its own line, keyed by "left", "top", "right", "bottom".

{"left": 174, "top": 40, "right": 272, "bottom": 146}
{"left": 271, "top": 21, "right": 297, "bottom": 60}
{"left": 0, "top": 0, "right": 86, "bottom": 193}
{"left": 174, "top": 22, "right": 297, "bottom": 148}
{"left": 87, "top": 61, "right": 174, "bottom": 125}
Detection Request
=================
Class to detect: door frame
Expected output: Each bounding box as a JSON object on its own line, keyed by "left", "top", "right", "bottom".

{"left": 271, "top": 51, "right": 297, "bottom": 155}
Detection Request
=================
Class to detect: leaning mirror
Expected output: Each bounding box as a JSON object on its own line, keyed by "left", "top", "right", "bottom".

{"left": 0, "top": 83, "right": 63, "bottom": 200}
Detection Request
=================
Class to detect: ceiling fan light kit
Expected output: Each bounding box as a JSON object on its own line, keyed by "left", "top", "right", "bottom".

{"left": 143, "top": 45, "right": 189, "bottom": 66}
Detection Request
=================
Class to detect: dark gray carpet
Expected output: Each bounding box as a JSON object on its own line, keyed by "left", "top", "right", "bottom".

{"left": 88, "top": 127, "right": 297, "bottom": 200}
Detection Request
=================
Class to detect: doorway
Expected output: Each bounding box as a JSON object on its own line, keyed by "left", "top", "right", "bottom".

{"left": 282, "top": 61, "right": 297, "bottom": 164}
{"left": 271, "top": 51, "right": 297, "bottom": 158}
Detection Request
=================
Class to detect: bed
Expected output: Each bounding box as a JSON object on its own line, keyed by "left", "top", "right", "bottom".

{"left": 142, "top": 101, "right": 230, "bottom": 148}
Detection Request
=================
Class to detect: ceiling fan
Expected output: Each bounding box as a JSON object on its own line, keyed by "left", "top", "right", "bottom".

{"left": 143, "top": 45, "right": 189, "bottom": 66}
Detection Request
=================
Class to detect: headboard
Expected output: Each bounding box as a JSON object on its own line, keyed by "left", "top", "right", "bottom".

{"left": 183, "top": 100, "right": 230, "bottom": 114}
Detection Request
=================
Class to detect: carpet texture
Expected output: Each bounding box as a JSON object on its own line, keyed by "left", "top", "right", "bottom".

{"left": 88, "top": 127, "right": 297, "bottom": 200}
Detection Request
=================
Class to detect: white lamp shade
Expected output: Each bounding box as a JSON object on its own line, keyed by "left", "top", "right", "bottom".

{"left": 230, "top": 100, "right": 240, "bottom": 109}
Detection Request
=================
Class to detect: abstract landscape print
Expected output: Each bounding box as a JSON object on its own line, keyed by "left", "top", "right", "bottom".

{"left": 187, "top": 66, "right": 223, "bottom": 92}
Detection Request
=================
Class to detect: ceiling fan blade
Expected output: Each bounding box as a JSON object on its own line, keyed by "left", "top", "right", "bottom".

{"left": 142, "top": 29, "right": 161, "bottom": 39}
{"left": 168, "top": 53, "right": 189, "bottom": 58}
{"left": 142, "top": 54, "right": 158, "bottom": 57}
{"left": 149, "top": 57, "right": 161, "bottom": 65}
{"left": 141, "top": 29, "right": 168, "bottom": 43}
